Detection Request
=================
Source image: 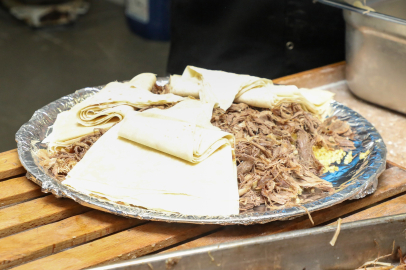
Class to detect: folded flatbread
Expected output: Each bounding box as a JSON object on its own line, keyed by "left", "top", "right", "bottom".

{"left": 168, "top": 67, "right": 334, "bottom": 117}
{"left": 118, "top": 99, "right": 234, "bottom": 163}
{"left": 63, "top": 100, "right": 239, "bottom": 216}
{"left": 181, "top": 66, "right": 273, "bottom": 110}
{"left": 234, "top": 86, "right": 334, "bottom": 118}
{"left": 126, "top": 72, "right": 157, "bottom": 90}
{"left": 76, "top": 82, "right": 184, "bottom": 127}
{"left": 44, "top": 110, "right": 118, "bottom": 152}
{"left": 44, "top": 73, "right": 184, "bottom": 152}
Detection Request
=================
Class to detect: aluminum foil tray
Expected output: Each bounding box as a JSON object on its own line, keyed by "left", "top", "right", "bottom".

{"left": 15, "top": 81, "right": 387, "bottom": 225}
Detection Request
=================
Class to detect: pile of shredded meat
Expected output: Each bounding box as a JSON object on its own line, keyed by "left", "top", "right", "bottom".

{"left": 211, "top": 102, "right": 355, "bottom": 211}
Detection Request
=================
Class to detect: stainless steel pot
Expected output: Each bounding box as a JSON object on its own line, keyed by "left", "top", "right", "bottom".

{"left": 345, "top": 0, "right": 406, "bottom": 114}
{"left": 319, "top": 0, "right": 406, "bottom": 114}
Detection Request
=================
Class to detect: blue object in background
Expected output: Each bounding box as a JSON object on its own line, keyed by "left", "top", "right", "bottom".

{"left": 125, "top": 0, "right": 170, "bottom": 41}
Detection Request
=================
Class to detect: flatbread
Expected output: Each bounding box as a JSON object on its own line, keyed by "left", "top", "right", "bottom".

{"left": 76, "top": 81, "right": 184, "bottom": 127}
{"left": 63, "top": 123, "right": 239, "bottom": 216}
{"left": 234, "top": 84, "right": 300, "bottom": 108}
{"left": 169, "top": 67, "right": 334, "bottom": 118}
{"left": 235, "top": 86, "right": 335, "bottom": 118}
{"left": 44, "top": 110, "right": 117, "bottom": 152}
{"left": 182, "top": 66, "right": 273, "bottom": 110}
{"left": 168, "top": 75, "right": 200, "bottom": 98}
{"left": 118, "top": 99, "right": 234, "bottom": 163}
{"left": 44, "top": 73, "right": 183, "bottom": 152}
{"left": 126, "top": 72, "right": 157, "bottom": 90}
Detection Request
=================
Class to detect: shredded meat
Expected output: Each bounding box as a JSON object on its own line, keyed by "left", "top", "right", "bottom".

{"left": 150, "top": 83, "right": 170, "bottom": 95}
{"left": 211, "top": 102, "right": 355, "bottom": 212}
{"left": 296, "top": 129, "right": 324, "bottom": 175}
{"left": 318, "top": 116, "right": 355, "bottom": 150}
{"left": 138, "top": 102, "right": 178, "bottom": 112}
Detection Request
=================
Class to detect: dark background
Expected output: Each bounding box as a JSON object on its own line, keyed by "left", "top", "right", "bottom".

{"left": 0, "top": 0, "right": 170, "bottom": 152}
{"left": 167, "top": 0, "right": 345, "bottom": 78}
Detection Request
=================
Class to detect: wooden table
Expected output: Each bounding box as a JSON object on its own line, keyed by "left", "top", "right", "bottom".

{"left": 2, "top": 62, "right": 406, "bottom": 270}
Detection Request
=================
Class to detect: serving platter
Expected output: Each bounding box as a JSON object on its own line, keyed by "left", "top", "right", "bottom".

{"left": 15, "top": 81, "right": 387, "bottom": 225}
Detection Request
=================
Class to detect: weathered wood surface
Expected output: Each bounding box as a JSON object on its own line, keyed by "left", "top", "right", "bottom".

{"left": 0, "top": 149, "right": 25, "bottom": 181}
{"left": 0, "top": 210, "right": 145, "bottom": 270}
{"left": 337, "top": 192, "right": 406, "bottom": 225}
{"left": 13, "top": 223, "right": 220, "bottom": 270}
{"left": 0, "top": 196, "right": 89, "bottom": 238}
{"left": 0, "top": 176, "right": 43, "bottom": 208}
{"left": 273, "top": 61, "right": 345, "bottom": 88}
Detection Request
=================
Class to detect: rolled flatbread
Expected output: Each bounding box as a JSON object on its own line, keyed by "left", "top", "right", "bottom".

{"left": 168, "top": 75, "right": 200, "bottom": 98}
{"left": 235, "top": 86, "right": 334, "bottom": 118}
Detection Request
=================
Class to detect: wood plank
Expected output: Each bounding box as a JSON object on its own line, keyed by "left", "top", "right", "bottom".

{"left": 273, "top": 61, "right": 345, "bottom": 88}
{"left": 0, "top": 195, "right": 89, "bottom": 238}
{"left": 13, "top": 222, "right": 219, "bottom": 270}
{"left": 0, "top": 176, "right": 43, "bottom": 207}
{"left": 386, "top": 160, "right": 406, "bottom": 171}
{"left": 0, "top": 210, "right": 146, "bottom": 270}
{"left": 164, "top": 166, "right": 406, "bottom": 253}
{"left": 335, "top": 193, "right": 406, "bottom": 225}
{"left": 0, "top": 149, "right": 25, "bottom": 181}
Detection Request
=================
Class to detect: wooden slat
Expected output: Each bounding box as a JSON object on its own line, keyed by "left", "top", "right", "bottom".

{"left": 13, "top": 222, "right": 219, "bottom": 270}
{"left": 164, "top": 166, "right": 406, "bottom": 253}
{"left": 319, "top": 194, "right": 406, "bottom": 247}
{"left": 0, "top": 210, "right": 145, "bottom": 270}
{"left": 387, "top": 160, "right": 406, "bottom": 171}
{"left": 0, "top": 176, "right": 43, "bottom": 207}
{"left": 0, "top": 149, "right": 25, "bottom": 180}
{"left": 273, "top": 61, "right": 346, "bottom": 88}
{"left": 337, "top": 193, "right": 406, "bottom": 225}
{"left": 0, "top": 195, "right": 89, "bottom": 238}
